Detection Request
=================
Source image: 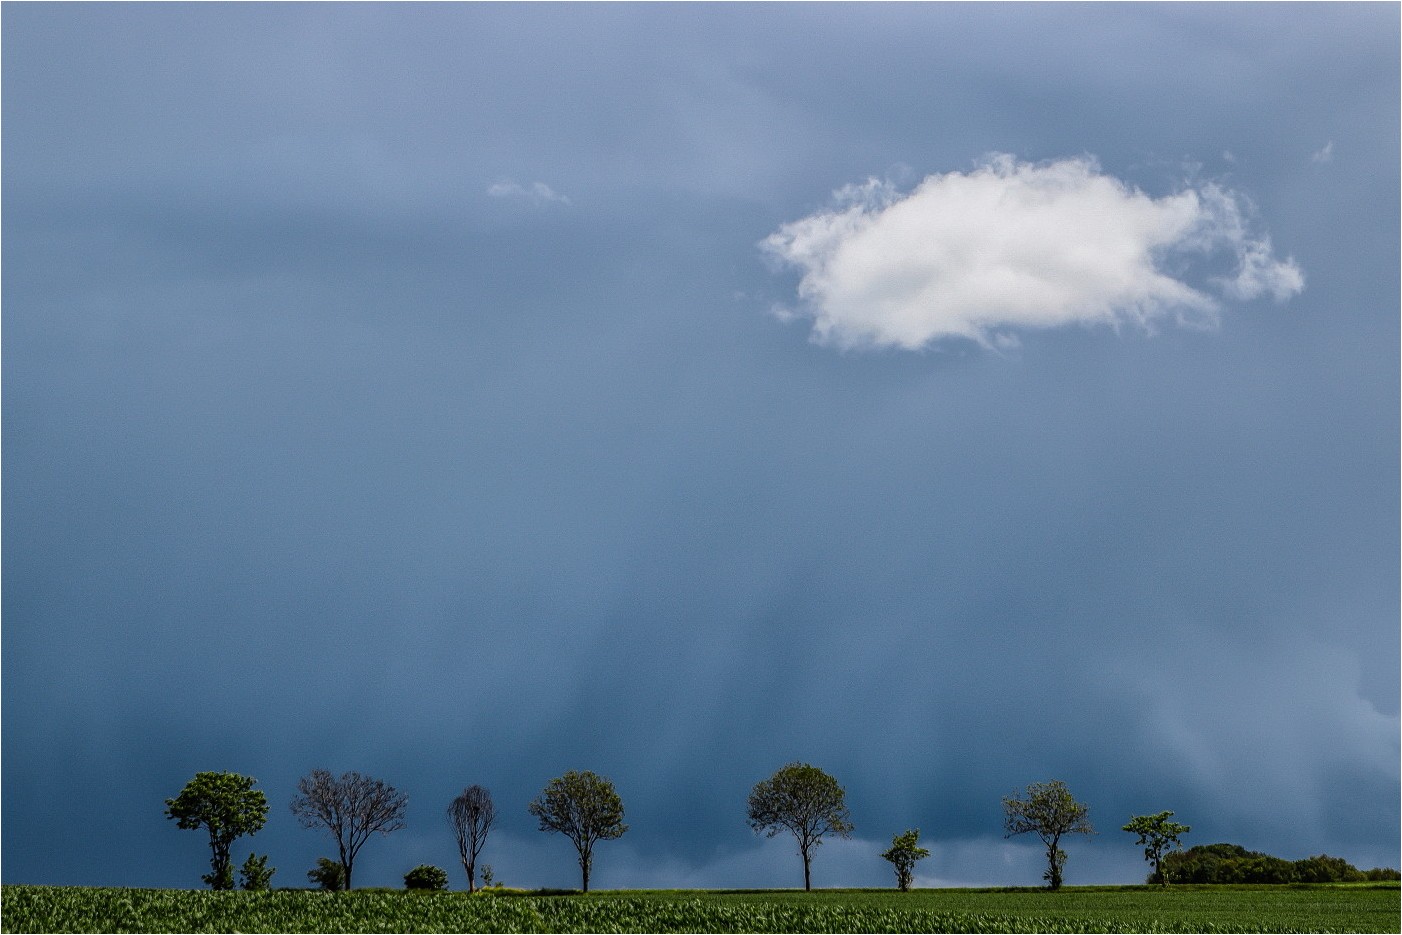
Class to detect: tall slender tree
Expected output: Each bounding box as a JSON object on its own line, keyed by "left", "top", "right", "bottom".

{"left": 1123, "top": 811, "right": 1190, "bottom": 886}
{"left": 1003, "top": 780, "right": 1095, "bottom": 890}
{"left": 747, "top": 762, "right": 853, "bottom": 891}
{"left": 447, "top": 785, "right": 497, "bottom": 892}
{"left": 289, "top": 769, "right": 407, "bottom": 890}
{"left": 880, "top": 828, "right": 931, "bottom": 892}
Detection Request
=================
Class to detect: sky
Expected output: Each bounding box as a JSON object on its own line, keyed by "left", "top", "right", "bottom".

{"left": 3, "top": 3, "right": 1398, "bottom": 891}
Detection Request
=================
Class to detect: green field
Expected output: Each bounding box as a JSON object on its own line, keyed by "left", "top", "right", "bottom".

{"left": 3, "top": 884, "right": 1398, "bottom": 934}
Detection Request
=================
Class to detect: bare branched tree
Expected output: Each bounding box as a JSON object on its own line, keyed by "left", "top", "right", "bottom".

{"left": 447, "top": 785, "right": 496, "bottom": 892}
{"left": 289, "top": 769, "right": 407, "bottom": 890}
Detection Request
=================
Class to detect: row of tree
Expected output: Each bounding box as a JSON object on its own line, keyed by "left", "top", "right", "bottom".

{"left": 163, "top": 766, "right": 1380, "bottom": 893}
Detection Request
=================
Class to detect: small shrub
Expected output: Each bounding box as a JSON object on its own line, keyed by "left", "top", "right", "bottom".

{"left": 403, "top": 864, "right": 449, "bottom": 890}
{"left": 238, "top": 853, "right": 275, "bottom": 891}
{"left": 880, "top": 829, "right": 930, "bottom": 892}
{"left": 307, "top": 857, "right": 345, "bottom": 891}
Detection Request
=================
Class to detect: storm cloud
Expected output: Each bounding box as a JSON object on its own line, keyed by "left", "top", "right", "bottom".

{"left": 3, "top": 4, "right": 1397, "bottom": 891}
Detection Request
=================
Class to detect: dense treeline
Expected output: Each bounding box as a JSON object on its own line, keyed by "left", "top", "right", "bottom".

{"left": 1161, "top": 844, "right": 1400, "bottom": 885}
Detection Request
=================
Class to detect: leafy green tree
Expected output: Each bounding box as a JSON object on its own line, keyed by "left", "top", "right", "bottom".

{"left": 528, "top": 770, "right": 628, "bottom": 892}
{"left": 747, "top": 762, "right": 854, "bottom": 891}
{"left": 307, "top": 857, "right": 346, "bottom": 891}
{"left": 238, "top": 853, "right": 276, "bottom": 891}
{"left": 1122, "top": 811, "right": 1190, "bottom": 886}
{"left": 164, "top": 771, "right": 270, "bottom": 890}
{"left": 404, "top": 864, "right": 449, "bottom": 890}
{"left": 447, "top": 785, "right": 496, "bottom": 892}
{"left": 880, "top": 828, "right": 930, "bottom": 892}
{"left": 290, "top": 769, "right": 407, "bottom": 890}
{"left": 1002, "top": 780, "right": 1095, "bottom": 890}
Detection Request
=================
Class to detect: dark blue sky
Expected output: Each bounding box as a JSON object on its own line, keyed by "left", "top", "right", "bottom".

{"left": 4, "top": 3, "right": 1397, "bottom": 890}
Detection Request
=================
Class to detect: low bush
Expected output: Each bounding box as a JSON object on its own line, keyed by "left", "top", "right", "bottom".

{"left": 239, "top": 853, "right": 276, "bottom": 891}
{"left": 306, "top": 857, "right": 344, "bottom": 891}
{"left": 403, "top": 865, "right": 449, "bottom": 890}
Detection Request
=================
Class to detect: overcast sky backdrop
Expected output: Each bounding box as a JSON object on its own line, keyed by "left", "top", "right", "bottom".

{"left": 4, "top": 4, "right": 1398, "bottom": 890}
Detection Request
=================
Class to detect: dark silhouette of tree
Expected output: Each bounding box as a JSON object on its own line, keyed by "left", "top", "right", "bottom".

{"left": 1122, "top": 811, "right": 1190, "bottom": 886}
{"left": 289, "top": 769, "right": 407, "bottom": 890}
{"left": 164, "top": 771, "right": 269, "bottom": 890}
{"left": 403, "top": 865, "right": 449, "bottom": 890}
{"left": 1163, "top": 843, "right": 1395, "bottom": 884}
{"left": 528, "top": 770, "right": 627, "bottom": 892}
{"left": 747, "top": 762, "right": 854, "bottom": 891}
{"left": 447, "top": 785, "right": 496, "bottom": 892}
{"left": 1003, "top": 780, "right": 1095, "bottom": 890}
{"left": 307, "top": 857, "right": 346, "bottom": 891}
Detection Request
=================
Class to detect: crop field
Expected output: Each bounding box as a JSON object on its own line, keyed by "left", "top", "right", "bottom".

{"left": 2, "top": 883, "right": 1398, "bottom": 934}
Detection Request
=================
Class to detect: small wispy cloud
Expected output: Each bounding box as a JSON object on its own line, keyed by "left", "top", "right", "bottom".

{"left": 1311, "top": 141, "right": 1335, "bottom": 164}
{"left": 762, "top": 153, "right": 1303, "bottom": 351}
{"left": 487, "top": 179, "right": 572, "bottom": 206}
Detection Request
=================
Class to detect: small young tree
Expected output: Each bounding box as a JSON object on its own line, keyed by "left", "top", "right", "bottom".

{"left": 290, "top": 769, "right": 407, "bottom": 890}
{"left": 447, "top": 785, "right": 496, "bottom": 892}
{"left": 1122, "top": 811, "right": 1190, "bottom": 886}
{"left": 404, "top": 864, "right": 449, "bottom": 890}
{"left": 1003, "top": 780, "right": 1095, "bottom": 890}
{"left": 238, "top": 853, "right": 276, "bottom": 891}
{"left": 307, "top": 857, "right": 346, "bottom": 891}
{"left": 164, "top": 771, "right": 270, "bottom": 890}
{"left": 528, "top": 770, "right": 627, "bottom": 892}
{"left": 880, "top": 828, "right": 930, "bottom": 892}
{"left": 747, "top": 762, "right": 854, "bottom": 891}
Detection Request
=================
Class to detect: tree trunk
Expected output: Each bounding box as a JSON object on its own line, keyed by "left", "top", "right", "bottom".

{"left": 210, "top": 841, "right": 232, "bottom": 890}
{"left": 467, "top": 857, "right": 476, "bottom": 893}
{"left": 803, "top": 850, "right": 812, "bottom": 891}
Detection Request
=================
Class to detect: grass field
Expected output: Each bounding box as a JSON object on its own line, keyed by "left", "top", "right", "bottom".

{"left": 2, "top": 883, "right": 1398, "bottom": 933}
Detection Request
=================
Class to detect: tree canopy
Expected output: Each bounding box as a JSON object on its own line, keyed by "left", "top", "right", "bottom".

{"left": 1122, "top": 811, "right": 1190, "bottom": 886}
{"left": 747, "top": 762, "right": 854, "bottom": 891}
{"left": 1002, "top": 779, "right": 1094, "bottom": 890}
{"left": 289, "top": 769, "right": 407, "bottom": 890}
{"left": 528, "top": 770, "right": 627, "bottom": 892}
{"left": 1163, "top": 843, "right": 1399, "bottom": 884}
{"left": 880, "top": 828, "right": 930, "bottom": 892}
{"left": 164, "top": 771, "right": 269, "bottom": 890}
{"left": 447, "top": 785, "right": 496, "bottom": 892}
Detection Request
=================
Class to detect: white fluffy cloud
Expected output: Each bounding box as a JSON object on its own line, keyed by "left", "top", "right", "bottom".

{"left": 763, "top": 154, "right": 1303, "bottom": 350}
